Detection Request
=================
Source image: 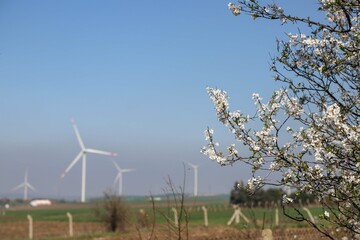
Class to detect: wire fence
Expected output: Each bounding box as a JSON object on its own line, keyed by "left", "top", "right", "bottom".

{"left": 0, "top": 204, "right": 353, "bottom": 240}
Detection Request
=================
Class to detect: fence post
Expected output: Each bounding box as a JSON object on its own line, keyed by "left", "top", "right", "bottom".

{"left": 235, "top": 208, "right": 240, "bottom": 224}
{"left": 227, "top": 205, "right": 242, "bottom": 225}
{"left": 201, "top": 206, "right": 208, "bottom": 227}
{"left": 27, "top": 214, "right": 33, "bottom": 240}
{"left": 66, "top": 212, "right": 73, "bottom": 237}
{"left": 171, "top": 207, "right": 178, "bottom": 227}
{"left": 302, "top": 207, "right": 315, "bottom": 223}
{"left": 275, "top": 208, "right": 279, "bottom": 226}
{"left": 239, "top": 209, "right": 249, "bottom": 223}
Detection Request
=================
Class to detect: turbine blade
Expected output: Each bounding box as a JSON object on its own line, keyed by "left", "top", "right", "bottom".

{"left": 86, "top": 148, "right": 117, "bottom": 156}
{"left": 26, "top": 183, "right": 36, "bottom": 192}
{"left": 12, "top": 183, "right": 24, "bottom": 191}
{"left": 71, "top": 119, "right": 85, "bottom": 150}
{"left": 112, "top": 159, "right": 121, "bottom": 172}
{"left": 61, "top": 151, "right": 83, "bottom": 178}
{"left": 121, "top": 169, "right": 135, "bottom": 173}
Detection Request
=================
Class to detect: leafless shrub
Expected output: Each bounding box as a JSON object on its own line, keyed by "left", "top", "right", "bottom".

{"left": 95, "top": 191, "right": 130, "bottom": 232}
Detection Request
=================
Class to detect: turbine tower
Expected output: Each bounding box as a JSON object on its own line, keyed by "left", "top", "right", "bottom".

{"left": 112, "top": 159, "right": 134, "bottom": 196}
{"left": 12, "top": 170, "right": 36, "bottom": 201}
{"left": 61, "top": 119, "right": 117, "bottom": 202}
{"left": 188, "top": 162, "right": 199, "bottom": 197}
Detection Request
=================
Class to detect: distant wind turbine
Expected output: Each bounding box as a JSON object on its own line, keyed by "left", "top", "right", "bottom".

{"left": 12, "top": 170, "right": 36, "bottom": 201}
{"left": 188, "top": 162, "right": 200, "bottom": 197}
{"left": 61, "top": 119, "right": 117, "bottom": 203}
{"left": 112, "top": 159, "right": 135, "bottom": 196}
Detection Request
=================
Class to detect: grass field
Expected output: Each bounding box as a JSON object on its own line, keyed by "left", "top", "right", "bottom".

{"left": 0, "top": 196, "right": 346, "bottom": 240}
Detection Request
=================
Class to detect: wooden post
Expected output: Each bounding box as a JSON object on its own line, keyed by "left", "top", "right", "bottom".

{"left": 227, "top": 206, "right": 238, "bottom": 225}
{"left": 201, "top": 206, "right": 208, "bottom": 227}
{"left": 27, "top": 215, "right": 33, "bottom": 240}
{"left": 67, "top": 212, "right": 73, "bottom": 237}
{"left": 302, "top": 207, "right": 315, "bottom": 223}
{"left": 275, "top": 208, "right": 279, "bottom": 226}
{"left": 239, "top": 209, "right": 250, "bottom": 223}
{"left": 227, "top": 205, "right": 250, "bottom": 225}
{"left": 171, "top": 208, "right": 178, "bottom": 227}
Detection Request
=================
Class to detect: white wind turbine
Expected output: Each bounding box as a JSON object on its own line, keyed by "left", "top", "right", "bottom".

{"left": 61, "top": 119, "right": 117, "bottom": 202}
{"left": 112, "top": 159, "right": 135, "bottom": 196}
{"left": 12, "top": 170, "right": 36, "bottom": 201}
{"left": 188, "top": 162, "right": 200, "bottom": 197}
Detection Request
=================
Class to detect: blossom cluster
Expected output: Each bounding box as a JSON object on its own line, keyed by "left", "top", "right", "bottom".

{"left": 228, "top": 3, "right": 240, "bottom": 16}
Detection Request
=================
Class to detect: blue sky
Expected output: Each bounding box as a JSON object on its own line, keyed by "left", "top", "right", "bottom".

{"left": 0, "top": 1, "right": 320, "bottom": 200}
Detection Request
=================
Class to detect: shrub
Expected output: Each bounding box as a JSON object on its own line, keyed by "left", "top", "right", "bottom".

{"left": 95, "top": 191, "right": 130, "bottom": 232}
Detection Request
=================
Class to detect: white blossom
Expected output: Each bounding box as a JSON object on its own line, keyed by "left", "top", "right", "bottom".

{"left": 204, "top": 128, "right": 213, "bottom": 141}
{"left": 228, "top": 3, "right": 241, "bottom": 16}
{"left": 269, "top": 161, "right": 280, "bottom": 171}
{"left": 282, "top": 194, "right": 293, "bottom": 204}
{"left": 247, "top": 176, "right": 263, "bottom": 192}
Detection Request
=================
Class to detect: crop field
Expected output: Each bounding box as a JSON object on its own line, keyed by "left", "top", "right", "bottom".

{"left": 0, "top": 197, "right": 350, "bottom": 240}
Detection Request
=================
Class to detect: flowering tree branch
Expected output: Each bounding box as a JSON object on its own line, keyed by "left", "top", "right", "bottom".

{"left": 203, "top": 1, "right": 359, "bottom": 238}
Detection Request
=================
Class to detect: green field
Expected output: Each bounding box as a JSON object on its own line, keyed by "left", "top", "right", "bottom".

{"left": 0, "top": 196, "right": 335, "bottom": 240}
{"left": 1, "top": 195, "right": 326, "bottom": 228}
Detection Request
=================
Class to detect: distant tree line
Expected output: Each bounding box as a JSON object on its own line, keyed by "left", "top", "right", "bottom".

{"left": 230, "top": 182, "right": 316, "bottom": 207}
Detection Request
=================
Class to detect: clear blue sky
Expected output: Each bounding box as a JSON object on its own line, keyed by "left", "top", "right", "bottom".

{"left": 0, "top": 1, "right": 320, "bottom": 200}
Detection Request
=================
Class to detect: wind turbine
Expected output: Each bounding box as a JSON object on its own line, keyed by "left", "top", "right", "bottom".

{"left": 112, "top": 159, "right": 135, "bottom": 196}
{"left": 188, "top": 162, "right": 200, "bottom": 197}
{"left": 61, "top": 119, "right": 117, "bottom": 202}
{"left": 12, "top": 170, "right": 36, "bottom": 201}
